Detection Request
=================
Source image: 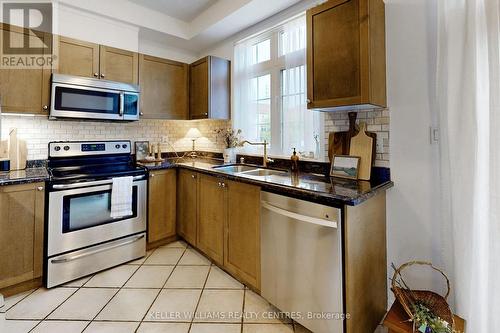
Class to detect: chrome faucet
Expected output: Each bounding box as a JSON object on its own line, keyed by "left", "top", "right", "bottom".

{"left": 241, "top": 140, "right": 274, "bottom": 167}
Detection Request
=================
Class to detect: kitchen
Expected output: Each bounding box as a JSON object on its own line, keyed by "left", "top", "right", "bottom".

{"left": 0, "top": 0, "right": 495, "bottom": 333}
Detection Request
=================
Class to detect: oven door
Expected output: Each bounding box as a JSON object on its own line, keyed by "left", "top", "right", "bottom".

{"left": 47, "top": 177, "right": 147, "bottom": 257}
{"left": 50, "top": 83, "right": 124, "bottom": 121}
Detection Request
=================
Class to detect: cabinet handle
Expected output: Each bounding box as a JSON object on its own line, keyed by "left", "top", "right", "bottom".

{"left": 42, "top": 105, "right": 48, "bottom": 111}
{"left": 191, "top": 174, "right": 196, "bottom": 179}
{"left": 218, "top": 182, "right": 222, "bottom": 187}
{"left": 150, "top": 173, "right": 155, "bottom": 178}
{"left": 306, "top": 99, "right": 311, "bottom": 104}
{"left": 100, "top": 73, "right": 105, "bottom": 78}
{"left": 93, "top": 73, "right": 99, "bottom": 78}
{"left": 37, "top": 186, "right": 44, "bottom": 191}
{"left": 139, "top": 112, "right": 144, "bottom": 116}
{"left": 221, "top": 182, "right": 226, "bottom": 188}
{"left": 204, "top": 113, "right": 208, "bottom": 116}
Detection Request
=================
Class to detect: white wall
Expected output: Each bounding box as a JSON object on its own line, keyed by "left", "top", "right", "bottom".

{"left": 385, "top": 0, "right": 444, "bottom": 304}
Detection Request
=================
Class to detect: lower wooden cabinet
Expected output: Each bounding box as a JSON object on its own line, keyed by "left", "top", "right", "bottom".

{"left": 224, "top": 180, "right": 261, "bottom": 289}
{"left": 148, "top": 169, "right": 176, "bottom": 244}
{"left": 197, "top": 174, "right": 225, "bottom": 266}
{"left": 177, "top": 169, "right": 198, "bottom": 245}
{"left": 176, "top": 172, "right": 261, "bottom": 290}
{"left": 0, "top": 183, "right": 44, "bottom": 290}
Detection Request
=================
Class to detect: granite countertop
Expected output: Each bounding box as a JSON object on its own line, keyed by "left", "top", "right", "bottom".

{"left": 139, "top": 158, "right": 394, "bottom": 206}
{"left": 0, "top": 167, "right": 49, "bottom": 186}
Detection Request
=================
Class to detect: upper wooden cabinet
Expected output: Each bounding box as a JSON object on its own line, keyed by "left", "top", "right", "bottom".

{"left": 0, "top": 183, "right": 44, "bottom": 292}
{"left": 177, "top": 170, "right": 198, "bottom": 245}
{"left": 148, "top": 169, "right": 176, "bottom": 245}
{"left": 306, "top": 0, "right": 386, "bottom": 110}
{"left": 139, "top": 54, "right": 189, "bottom": 119}
{"left": 58, "top": 36, "right": 99, "bottom": 79}
{"left": 57, "top": 36, "right": 138, "bottom": 85}
{"left": 100, "top": 46, "right": 138, "bottom": 84}
{"left": 189, "top": 56, "right": 230, "bottom": 120}
{"left": 0, "top": 25, "right": 51, "bottom": 114}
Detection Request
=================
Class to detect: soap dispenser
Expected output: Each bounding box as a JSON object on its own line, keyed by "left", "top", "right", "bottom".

{"left": 291, "top": 148, "right": 299, "bottom": 172}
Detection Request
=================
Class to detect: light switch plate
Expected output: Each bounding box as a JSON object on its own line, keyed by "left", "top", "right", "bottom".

{"left": 430, "top": 126, "right": 439, "bottom": 144}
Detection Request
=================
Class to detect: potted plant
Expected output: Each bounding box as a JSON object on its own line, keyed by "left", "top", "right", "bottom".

{"left": 214, "top": 128, "right": 242, "bottom": 163}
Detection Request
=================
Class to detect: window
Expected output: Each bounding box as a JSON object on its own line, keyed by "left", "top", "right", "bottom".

{"left": 233, "top": 15, "right": 323, "bottom": 159}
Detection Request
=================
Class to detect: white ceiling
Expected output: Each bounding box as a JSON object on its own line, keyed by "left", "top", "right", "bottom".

{"left": 59, "top": 0, "right": 305, "bottom": 54}
{"left": 128, "top": 0, "right": 217, "bottom": 22}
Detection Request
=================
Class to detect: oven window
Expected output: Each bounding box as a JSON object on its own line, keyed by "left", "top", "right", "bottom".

{"left": 55, "top": 86, "right": 120, "bottom": 114}
{"left": 62, "top": 187, "right": 138, "bottom": 233}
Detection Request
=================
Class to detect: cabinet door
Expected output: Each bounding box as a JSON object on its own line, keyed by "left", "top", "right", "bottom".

{"left": 209, "top": 56, "right": 231, "bottom": 120}
{"left": 0, "top": 183, "right": 44, "bottom": 289}
{"left": 0, "top": 25, "right": 51, "bottom": 114}
{"left": 197, "top": 174, "right": 225, "bottom": 265}
{"left": 148, "top": 169, "right": 176, "bottom": 244}
{"left": 139, "top": 54, "right": 189, "bottom": 119}
{"left": 189, "top": 57, "right": 209, "bottom": 119}
{"left": 99, "top": 46, "right": 138, "bottom": 84}
{"left": 225, "top": 181, "right": 261, "bottom": 290}
{"left": 57, "top": 36, "right": 99, "bottom": 78}
{"left": 177, "top": 170, "right": 198, "bottom": 245}
{"left": 306, "top": 0, "right": 386, "bottom": 109}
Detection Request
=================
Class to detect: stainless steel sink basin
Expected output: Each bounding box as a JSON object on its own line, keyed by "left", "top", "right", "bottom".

{"left": 240, "top": 169, "right": 288, "bottom": 177}
{"left": 212, "top": 164, "right": 257, "bottom": 173}
{"left": 213, "top": 164, "right": 288, "bottom": 177}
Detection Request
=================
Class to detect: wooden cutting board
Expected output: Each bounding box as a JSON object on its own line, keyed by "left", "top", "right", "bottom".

{"left": 349, "top": 123, "right": 373, "bottom": 180}
{"left": 8, "top": 129, "right": 27, "bottom": 170}
{"left": 328, "top": 112, "right": 377, "bottom": 162}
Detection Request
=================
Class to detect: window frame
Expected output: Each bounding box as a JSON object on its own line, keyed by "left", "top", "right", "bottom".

{"left": 237, "top": 21, "right": 323, "bottom": 159}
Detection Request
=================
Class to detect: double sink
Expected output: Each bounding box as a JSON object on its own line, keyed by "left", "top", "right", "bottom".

{"left": 212, "top": 164, "right": 288, "bottom": 178}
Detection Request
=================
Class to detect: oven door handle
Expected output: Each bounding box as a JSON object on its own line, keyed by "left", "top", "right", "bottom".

{"left": 52, "top": 175, "right": 145, "bottom": 190}
{"left": 50, "top": 234, "right": 145, "bottom": 264}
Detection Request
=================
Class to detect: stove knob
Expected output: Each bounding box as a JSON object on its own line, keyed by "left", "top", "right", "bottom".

{"left": 115, "top": 144, "right": 121, "bottom": 149}
{"left": 63, "top": 146, "right": 70, "bottom": 151}
{"left": 122, "top": 144, "right": 128, "bottom": 149}
{"left": 54, "top": 146, "right": 61, "bottom": 151}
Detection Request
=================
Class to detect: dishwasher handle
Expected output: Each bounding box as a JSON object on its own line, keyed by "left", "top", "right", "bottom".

{"left": 261, "top": 201, "right": 337, "bottom": 228}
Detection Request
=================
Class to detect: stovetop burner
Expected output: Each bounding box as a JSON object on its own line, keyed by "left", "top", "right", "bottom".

{"left": 47, "top": 140, "right": 146, "bottom": 182}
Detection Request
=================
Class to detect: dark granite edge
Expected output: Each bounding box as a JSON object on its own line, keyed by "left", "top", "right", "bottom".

{"left": 0, "top": 167, "right": 50, "bottom": 186}
{"left": 141, "top": 160, "right": 394, "bottom": 206}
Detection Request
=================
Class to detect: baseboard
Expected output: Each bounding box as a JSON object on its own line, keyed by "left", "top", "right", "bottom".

{"left": 0, "top": 278, "right": 42, "bottom": 298}
{"left": 146, "top": 235, "right": 178, "bottom": 250}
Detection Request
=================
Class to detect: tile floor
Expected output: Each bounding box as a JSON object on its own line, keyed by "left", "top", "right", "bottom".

{"left": 0, "top": 241, "right": 388, "bottom": 333}
{"left": 0, "top": 241, "right": 315, "bottom": 333}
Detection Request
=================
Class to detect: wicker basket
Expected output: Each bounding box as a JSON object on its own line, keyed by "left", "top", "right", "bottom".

{"left": 391, "top": 261, "right": 454, "bottom": 331}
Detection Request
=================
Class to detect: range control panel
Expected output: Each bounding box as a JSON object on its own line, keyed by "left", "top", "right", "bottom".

{"left": 49, "top": 141, "right": 131, "bottom": 158}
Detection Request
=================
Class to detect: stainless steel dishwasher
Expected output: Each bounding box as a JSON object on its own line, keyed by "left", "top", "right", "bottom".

{"left": 261, "top": 192, "right": 343, "bottom": 333}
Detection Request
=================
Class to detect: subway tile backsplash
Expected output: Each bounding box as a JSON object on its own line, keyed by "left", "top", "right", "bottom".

{"left": 323, "top": 109, "right": 390, "bottom": 168}
{"left": 0, "top": 115, "right": 228, "bottom": 160}
{"left": 1, "top": 109, "right": 390, "bottom": 167}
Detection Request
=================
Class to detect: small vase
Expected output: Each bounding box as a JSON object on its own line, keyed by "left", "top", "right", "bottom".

{"left": 223, "top": 148, "right": 236, "bottom": 164}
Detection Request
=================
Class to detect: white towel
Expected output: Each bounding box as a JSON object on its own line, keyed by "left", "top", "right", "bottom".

{"left": 110, "top": 176, "right": 133, "bottom": 218}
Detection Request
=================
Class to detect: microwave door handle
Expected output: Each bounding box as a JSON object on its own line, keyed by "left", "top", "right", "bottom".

{"left": 119, "top": 93, "right": 124, "bottom": 117}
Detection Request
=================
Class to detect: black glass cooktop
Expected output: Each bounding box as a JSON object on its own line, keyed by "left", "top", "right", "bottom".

{"left": 49, "top": 163, "right": 146, "bottom": 181}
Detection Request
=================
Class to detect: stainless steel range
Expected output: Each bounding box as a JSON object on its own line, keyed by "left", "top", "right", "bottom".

{"left": 45, "top": 140, "right": 147, "bottom": 288}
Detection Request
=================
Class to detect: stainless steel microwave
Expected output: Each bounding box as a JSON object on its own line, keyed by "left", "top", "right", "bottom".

{"left": 50, "top": 74, "right": 140, "bottom": 121}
